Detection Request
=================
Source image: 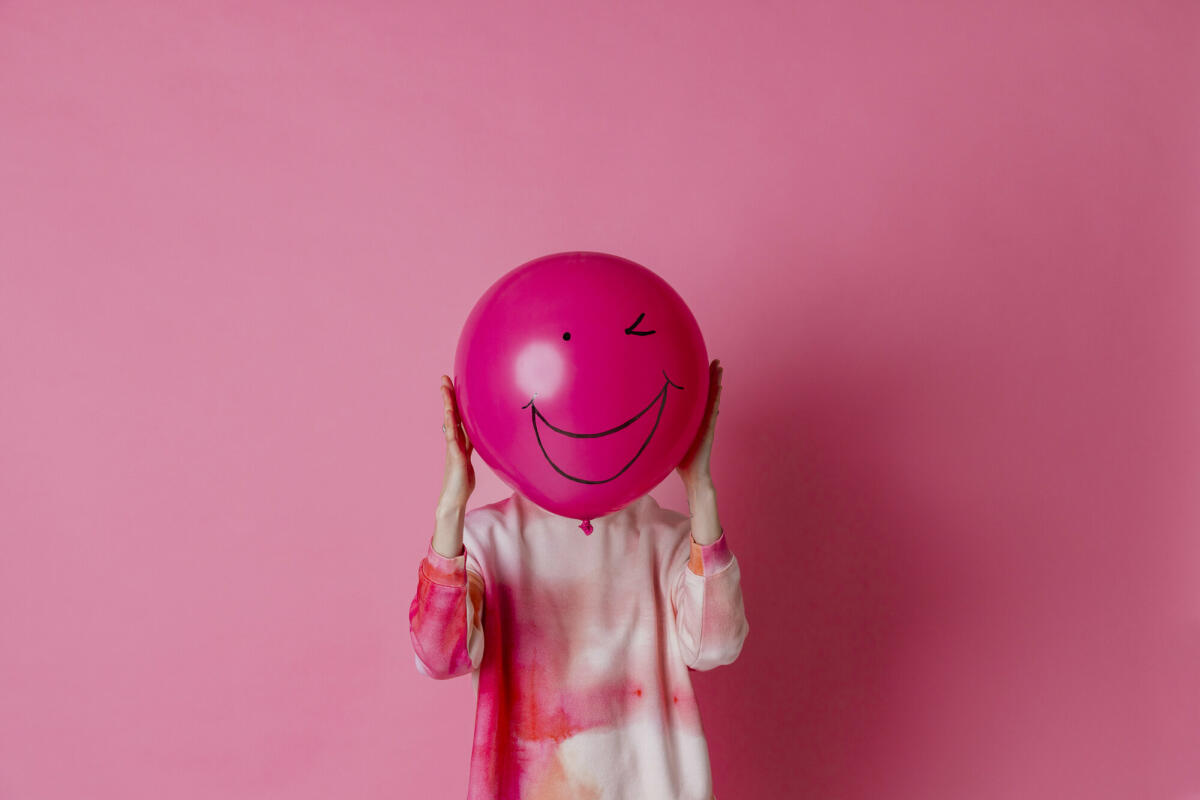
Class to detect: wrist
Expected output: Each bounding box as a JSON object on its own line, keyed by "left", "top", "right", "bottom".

{"left": 435, "top": 498, "right": 466, "bottom": 522}
{"left": 686, "top": 479, "right": 720, "bottom": 545}
{"left": 686, "top": 477, "right": 715, "bottom": 504}
{"left": 431, "top": 508, "right": 465, "bottom": 560}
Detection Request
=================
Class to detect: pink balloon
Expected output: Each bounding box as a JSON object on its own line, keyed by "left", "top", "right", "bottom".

{"left": 454, "top": 251, "right": 709, "bottom": 528}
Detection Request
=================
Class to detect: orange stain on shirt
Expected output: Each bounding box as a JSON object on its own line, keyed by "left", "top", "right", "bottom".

{"left": 467, "top": 571, "right": 485, "bottom": 631}
{"left": 527, "top": 752, "right": 601, "bottom": 800}
{"left": 421, "top": 551, "right": 466, "bottom": 586}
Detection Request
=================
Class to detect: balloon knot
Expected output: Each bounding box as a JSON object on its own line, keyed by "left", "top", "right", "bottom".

{"left": 579, "top": 519, "right": 593, "bottom": 535}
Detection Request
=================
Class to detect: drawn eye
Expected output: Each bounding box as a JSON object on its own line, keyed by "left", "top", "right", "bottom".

{"left": 624, "top": 312, "right": 656, "bottom": 336}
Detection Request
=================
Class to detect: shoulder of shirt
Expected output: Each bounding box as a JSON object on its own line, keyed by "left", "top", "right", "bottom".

{"left": 460, "top": 495, "right": 517, "bottom": 557}
{"left": 638, "top": 495, "right": 694, "bottom": 558}
{"left": 464, "top": 495, "right": 513, "bottom": 523}
{"left": 646, "top": 496, "right": 689, "bottom": 525}
{"left": 638, "top": 496, "right": 684, "bottom": 526}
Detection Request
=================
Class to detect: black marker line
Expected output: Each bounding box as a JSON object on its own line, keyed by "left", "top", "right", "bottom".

{"left": 625, "top": 312, "right": 656, "bottom": 336}
{"left": 523, "top": 373, "right": 684, "bottom": 485}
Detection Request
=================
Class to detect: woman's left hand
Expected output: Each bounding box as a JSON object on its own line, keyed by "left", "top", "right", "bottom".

{"left": 676, "top": 358, "right": 722, "bottom": 495}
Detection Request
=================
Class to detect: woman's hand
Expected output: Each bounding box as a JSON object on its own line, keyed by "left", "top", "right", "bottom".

{"left": 676, "top": 358, "right": 722, "bottom": 495}
{"left": 438, "top": 375, "right": 475, "bottom": 512}
{"left": 433, "top": 375, "right": 474, "bottom": 557}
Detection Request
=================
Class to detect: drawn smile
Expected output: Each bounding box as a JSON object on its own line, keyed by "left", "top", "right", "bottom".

{"left": 522, "top": 371, "right": 684, "bottom": 484}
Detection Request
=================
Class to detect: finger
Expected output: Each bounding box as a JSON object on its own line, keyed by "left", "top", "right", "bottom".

{"left": 704, "top": 365, "right": 723, "bottom": 438}
{"left": 445, "top": 377, "right": 463, "bottom": 421}
{"left": 449, "top": 417, "right": 466, "bottom": 454}
{"left": 440, "top": 387, "right": 458, "bottom": 445}
{"left": 444, "top": 380, "right": 470, "bottom": 452}
{"left": 705, "top": 362, "right": 721, "bottom": 413}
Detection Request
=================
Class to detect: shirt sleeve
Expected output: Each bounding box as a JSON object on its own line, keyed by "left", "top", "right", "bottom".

{"left": 408, "top": 538, "right": 486, "bottom": 680}
{"left": 670, "top": 529, "right": 750, "bottom": 671}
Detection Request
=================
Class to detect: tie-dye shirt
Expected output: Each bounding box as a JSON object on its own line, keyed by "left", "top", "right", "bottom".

{"left": 409, "top": 489, "right": 749, "bottom": 800}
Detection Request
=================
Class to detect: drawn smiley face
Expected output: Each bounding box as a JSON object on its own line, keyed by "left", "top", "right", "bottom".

{"left": 455, "top": 252, "right": 709, "bottom": 521}
{"left": 522, "top": 310, "right": 685, "bottom": 484}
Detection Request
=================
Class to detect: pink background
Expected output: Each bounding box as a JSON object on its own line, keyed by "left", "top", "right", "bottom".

{"left": 2, "top": 1, "right": 1197, "bottom": 798}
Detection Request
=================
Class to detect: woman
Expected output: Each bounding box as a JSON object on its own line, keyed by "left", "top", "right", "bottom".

{"left": 410, "top": 359, "right": 747, "bottom": 800}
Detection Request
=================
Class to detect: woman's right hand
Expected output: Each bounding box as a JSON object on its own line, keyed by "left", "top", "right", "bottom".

{"left": 433, "top": 375, "right": 474, "bottom": 557}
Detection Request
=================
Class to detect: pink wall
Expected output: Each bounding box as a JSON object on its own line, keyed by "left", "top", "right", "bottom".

{"left": 2, "top": 1, "right": 1197, "bottom": 797}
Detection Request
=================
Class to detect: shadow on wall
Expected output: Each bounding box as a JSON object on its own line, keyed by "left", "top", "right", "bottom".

{"left": 692, "top": 318, "right": 987, "bottom": 799}
{"left": 689, "top": 271, "right": 1200, "bottom": 798}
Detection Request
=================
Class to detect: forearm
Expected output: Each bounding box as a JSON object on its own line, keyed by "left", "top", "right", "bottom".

{"left": 431, "top": 500, "right": 466, "bottom": 558}
{"left": 686, "top": 479, "right": 722, "bottom": 545}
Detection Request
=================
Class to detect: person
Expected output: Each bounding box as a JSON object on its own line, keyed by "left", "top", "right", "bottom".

{"left": 409, "top": 358, "right": 748, "bottom": 800}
